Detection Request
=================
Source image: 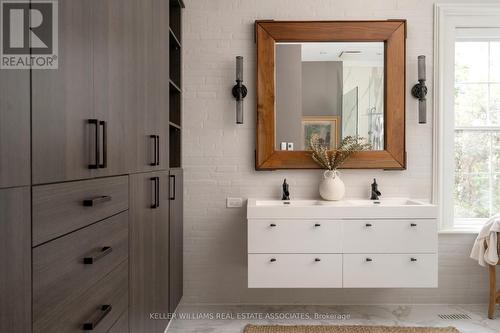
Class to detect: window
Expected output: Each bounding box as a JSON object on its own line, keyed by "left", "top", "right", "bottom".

{"left": 435, "top": 5, "right": 500, "bottom": 231}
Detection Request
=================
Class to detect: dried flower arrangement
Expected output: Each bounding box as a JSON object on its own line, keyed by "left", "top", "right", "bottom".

{"left": 309, "top": 134, "right": 372, "bottom": 170}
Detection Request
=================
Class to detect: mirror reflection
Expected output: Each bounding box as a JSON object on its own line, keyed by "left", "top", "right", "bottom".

{"left": 275, "top": 42, "right": 384, "bottom": 151}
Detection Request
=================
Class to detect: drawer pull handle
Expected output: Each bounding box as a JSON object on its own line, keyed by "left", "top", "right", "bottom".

{"left": 270, "top": 258, "right": 277, "bottom": 262}
{"left": 365, "top": 258, "right": 373, "bottom": 262}
{"left": 315, "top": 258, "right": 321, "bottom": 262}
{"left": 365, "top": 223, "right": 372, "bottom": 227}
{"left": 314, "top": 223, "right": 321, "bottom": 227}
{"left": 269, "top": 224, "right": 276, "bottom": 227}
{"left": 83, "top": 196, "right": 112, "bottom": 207}
{"left": 150, "top": 135, "right": 158, "bottom": 166}
{"left": 83, "top": 304, "right": 112, "bottom": 330}
{"left": 83, "top": 246, "right": 113, "bottom": 264}
{"left": 410, "top": 223, "right": 417, "bottom": 227}
{"left": 410, "top": 258, "right": 418, "bottom": 262}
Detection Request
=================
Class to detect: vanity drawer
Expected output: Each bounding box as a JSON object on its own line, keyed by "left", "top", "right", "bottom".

{"left": 248, "top": 254, "right": 342, "bottom": 288}
{"left": 33, "top": 260, "right": 128, "bottom": 333}
{"left": 342, "top": 220, "right": 437, "bottom": 253}
{"left": 33, "top": 211, "right": 128, "bottom": 327}
{"left": 33, "top": 175, "right": 129, "bottom": 246}
{"left": 343, "top": 254, "right": 437, "bottom": 288}
{"left": 248, "top": 220, "right": 342, "bottom": 253}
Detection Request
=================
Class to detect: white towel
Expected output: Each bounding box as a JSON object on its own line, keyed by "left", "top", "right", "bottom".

{"left": 470, "top": 214, "right": 500, "bottom": 266}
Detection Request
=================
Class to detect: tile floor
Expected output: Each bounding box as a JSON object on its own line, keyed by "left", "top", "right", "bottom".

{"left": 166, "top": 304, "right": 500, "bottom": 333}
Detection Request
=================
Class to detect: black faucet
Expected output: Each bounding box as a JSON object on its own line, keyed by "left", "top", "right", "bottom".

{"left": 370, "top": 178, "right": 381, "bottom": 200}
{"left": 282, "top": 179, "right": 290, "bottom": 200}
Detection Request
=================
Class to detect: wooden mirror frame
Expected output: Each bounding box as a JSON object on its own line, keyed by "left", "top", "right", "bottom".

{"left": 255, "top": 20, "right": 406, "bottom": 170}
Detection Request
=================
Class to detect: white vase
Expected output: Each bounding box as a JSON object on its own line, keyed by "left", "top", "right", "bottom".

{"left": 319, "top": 170, "right": 345, "bottom": 201}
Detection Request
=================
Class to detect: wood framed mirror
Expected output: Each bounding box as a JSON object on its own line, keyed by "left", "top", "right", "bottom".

{"left": 255, "top": 20, "right": 406, "bottom": 170}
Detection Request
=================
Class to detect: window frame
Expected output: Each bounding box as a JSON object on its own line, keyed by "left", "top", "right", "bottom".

{"left": 434, "top": 4, "right": 500, "bottom": 232}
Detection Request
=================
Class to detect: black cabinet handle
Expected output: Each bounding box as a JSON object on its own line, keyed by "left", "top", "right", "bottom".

{"left": 169, "top": 174, "right": 175, "bottom": 200}
{"left": 314, "top": 223, "right": 321, "bottom": 227}
{"left": 269, "top": 223, "right": 276, "bottom": 227}
{"left": 410, "top": 223, "right": 417, "bottom": 227}
{"left": 270, "top": 258, "right": 276, "bottom": 262}
{"left": 88, "top": 119, "right": 99, "bottom": 169}
{"left": 83, "top": 196, "right": 112, "bottom": 207}
{"left": 150, "top": 135, "right": 157, "bottom": 166}
{"left": 365, "top": 223, "right": 373, "bottom": 227}
{"left": 151, "top": 177, "right": 159, "bottom": 208}
{"left": 365, "top": 258, "right": 373, "bottom": 262}
{"left": 83, "top": 246, "right": 113, "bottom": 264}
{"left": 98, "top": 121, "right": 107, "bottom": 168}
{"left": 315, "top": 258, "right": 321, "bottom": 262}
{"left": 410, "top": 257, "right": 418, "bottom": 262}
{"left": 83, "top": 304, "right": 112, "bottom": 330}
{"left": 156, "top": 135, "right": 160, "bottom": 166}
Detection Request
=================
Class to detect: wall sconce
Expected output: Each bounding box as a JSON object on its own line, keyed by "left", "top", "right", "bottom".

{"left": 232, "top": 56, "right": 247, "bottom": 124}
{"left": 411, "top": 55, "right": 428, "bottom": 124}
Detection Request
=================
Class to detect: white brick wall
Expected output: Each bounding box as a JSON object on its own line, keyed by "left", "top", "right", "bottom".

{"left": 182, "top": 0, "right": 498, "bottom": 304}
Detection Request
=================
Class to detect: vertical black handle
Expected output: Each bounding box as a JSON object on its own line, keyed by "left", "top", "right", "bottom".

{"left": 150, "top": 135, "right": 160, "bottom": 166}
{"left": 156, "top": 135, "right": 160, "bottom": 166}
{"left": 169, "top": 174, "right": 176, "bottom": 200}
{"left": 150, "top": 135, "right": 156, "bottom": 166}
{"left": 99, "top": 121, "right": 107, "bottom": 168}
{"left": 151, "top": 177, "right": 159, "bottom": 208}
{"left": 88, "top": 119, "right": 99, "bottom": 169}
{"left": 83, "top": 304, "right": 112, "bottom": 330}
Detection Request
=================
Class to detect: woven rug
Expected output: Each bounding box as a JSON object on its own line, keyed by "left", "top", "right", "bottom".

{"left": 243, "top": 325, "right": 460, "bottom": 333}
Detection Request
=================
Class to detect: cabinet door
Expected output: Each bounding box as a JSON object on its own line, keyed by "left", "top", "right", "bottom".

{"left": 92, "top": 0, "right": 134, "bottom": 178}
{"left": 128, "top": 0, "right": 169, "bottom": 174}
{"left": 0, "top": 69, "right": 30, "bottom": 188}
{"left": 169, "top": 168, "right": 183, "bottom": 312}
{"left": 32, "top": 0, "right": 94, "bottom": 184}
{"left": 130, "top": 171, "right": 169, "bottom": 333}
{"left": 0, "top": 187, "right": 31, "bottom": 333}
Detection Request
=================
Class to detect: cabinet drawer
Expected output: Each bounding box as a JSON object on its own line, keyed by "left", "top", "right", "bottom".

{"left": 248, "top": 254, "right": 342, "bottom": 288}
{"left": 33, "top": 175, "right": 128, "bottom": 246}
{"left": 342, "top": 220, "right": 437, "bottom": 253}
{"left": 33, "top": 212, "right": 128, "bottom": 328}
{"left": 248, "top": 220, "right": 342, "bottom": 253}
{"left": 343, "top": 254, "right": 437, "bottom": 288}
{"left": 34, "top": 260, "right": 128, "bottom": 333}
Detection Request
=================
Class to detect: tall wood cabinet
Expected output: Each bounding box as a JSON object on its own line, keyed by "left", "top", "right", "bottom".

{"left": 0, "top": 0, "right": 184, "bottom": 332}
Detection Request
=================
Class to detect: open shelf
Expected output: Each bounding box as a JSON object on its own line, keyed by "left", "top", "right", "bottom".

{"left": 169, "top": 0, "right": 184, "bottom": 43}
{"left": 169, "top": 28, "right": 182, "bottom": 49}
{"left": 169, "top": 0, "right": 183, "bottom": 169}
{"left": 169, "top": 125, "right": 181, "bottom": 168}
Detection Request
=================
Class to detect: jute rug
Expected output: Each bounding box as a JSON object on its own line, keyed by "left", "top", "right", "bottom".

{"left": 243, "top": 325, "right": 460, "bottom": 333}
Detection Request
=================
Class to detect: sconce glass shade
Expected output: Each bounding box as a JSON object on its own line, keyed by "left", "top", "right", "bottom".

{"left": 236, "top": 99, "right": 244, "bottom": 124}
{"left": 418, "top": 55, "right": 426, "bottom": 81}
{"left": 236, "top": 56, "right": 243, "bottom": 81}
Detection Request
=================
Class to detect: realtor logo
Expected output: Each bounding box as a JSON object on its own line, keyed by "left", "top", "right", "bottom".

{"left": 1, "top": 0, "right": 58, "bottom": 69}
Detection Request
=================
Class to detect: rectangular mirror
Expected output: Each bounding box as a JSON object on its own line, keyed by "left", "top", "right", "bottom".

{"left": 276, "top": 42, "right": 385, "bottom": 151}
{"left": 255, "top": 20, "right": 406, "bottom": 170}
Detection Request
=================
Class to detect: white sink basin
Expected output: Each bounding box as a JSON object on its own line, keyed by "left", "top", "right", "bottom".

{"left": 248, "top": 198, "right": 437, "bottom": 219}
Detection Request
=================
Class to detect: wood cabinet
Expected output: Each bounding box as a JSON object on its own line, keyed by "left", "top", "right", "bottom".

{"left": 0, "top": 69, "right": 30, "bottom": 188}
{"left": 32, "top": 0, "right": 94, "bottom": 184}
{"left": 0, "top": 187, "right": 31, "bottom": 333}
{"left": 169, "top": 168, "right": 184, "bottom": 312}
{"left": 130, "top": 171, "right": 170, "bottom": 333}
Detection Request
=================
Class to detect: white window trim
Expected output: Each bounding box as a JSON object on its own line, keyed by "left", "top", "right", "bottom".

{"left": 433, "top": 4, "right": 500, "bottom": 233}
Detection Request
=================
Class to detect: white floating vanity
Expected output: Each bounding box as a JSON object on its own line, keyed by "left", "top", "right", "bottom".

{"left": 247, "top": 198, "right": 438, "bottom": 288}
